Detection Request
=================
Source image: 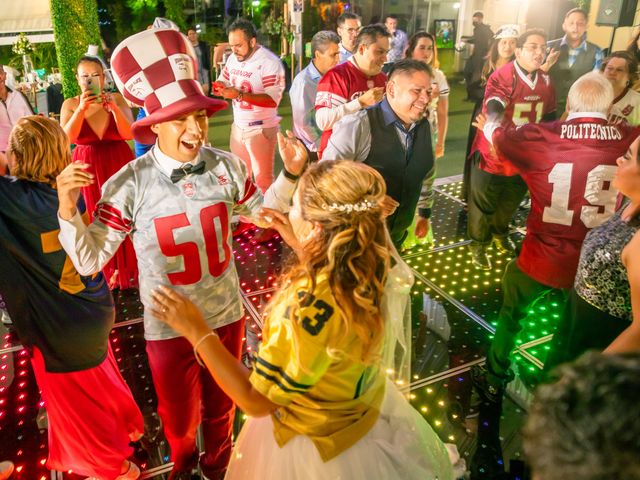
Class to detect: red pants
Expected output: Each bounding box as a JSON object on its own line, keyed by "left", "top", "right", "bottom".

{"left": 31, "top": 346, "right": 143, "bottom": 480}
{"left": 146, "top": 320, "right": 244, "bottom": 477}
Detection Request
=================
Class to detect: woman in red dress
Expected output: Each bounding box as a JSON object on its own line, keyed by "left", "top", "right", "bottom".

{"left": 61, "top": 56, "right": 138, "bottom": 289}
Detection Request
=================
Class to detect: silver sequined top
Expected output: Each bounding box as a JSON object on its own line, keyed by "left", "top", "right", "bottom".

{"left": 575, "top": 205, "right": 640, "bottom": 321}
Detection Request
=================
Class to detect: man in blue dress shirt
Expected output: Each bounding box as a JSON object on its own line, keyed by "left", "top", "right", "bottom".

{"left": 289, "top": 31, "right": 341, "bottom": 160}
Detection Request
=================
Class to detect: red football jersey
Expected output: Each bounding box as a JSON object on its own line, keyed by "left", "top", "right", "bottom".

{"left": 493, "top": 116, "right": 639, "bottom": 288}
{"left": 315, "top": 61, "right": 387, "bottom": 157}
{"left": 472, "top": 61, "right": 556, "bottom": 175}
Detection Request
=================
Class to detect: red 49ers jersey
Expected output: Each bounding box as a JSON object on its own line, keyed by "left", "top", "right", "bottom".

{"left": 315, "top": 60, "right": 386, "bottom": 156}
{"left": 472, "top": 61, "right": 556, "bottom": 175}
{"left": 492, "top": 116, "right": 639, "bottom": 288}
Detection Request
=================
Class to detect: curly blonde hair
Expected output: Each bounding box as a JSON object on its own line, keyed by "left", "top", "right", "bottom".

{"left": 269, "top": 160, "right": 391, "bottom": 365}
{"left": 8, "top": 116, "right": 71, "bottom": 186}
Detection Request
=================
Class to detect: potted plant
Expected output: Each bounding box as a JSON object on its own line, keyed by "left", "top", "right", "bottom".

{"left": 12, "top": 33, "right": 35, "bottom": 79}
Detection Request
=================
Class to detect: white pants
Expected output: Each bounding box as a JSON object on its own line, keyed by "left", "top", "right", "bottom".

{"left": 230, "top": 124, "right": 278, "bottom": 193}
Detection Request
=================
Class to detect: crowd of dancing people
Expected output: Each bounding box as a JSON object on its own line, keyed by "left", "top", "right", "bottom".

{"left": 1, "top": 6, "right": 640, "bottom": 480}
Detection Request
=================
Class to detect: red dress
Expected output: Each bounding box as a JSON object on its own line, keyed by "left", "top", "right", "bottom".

{"left": 72, "top": 115, "right": 139, "bottom": 289}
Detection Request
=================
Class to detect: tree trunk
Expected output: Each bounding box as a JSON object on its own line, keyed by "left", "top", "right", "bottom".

{"left": 50, "top": 0, "right": 102, "bottom": 98}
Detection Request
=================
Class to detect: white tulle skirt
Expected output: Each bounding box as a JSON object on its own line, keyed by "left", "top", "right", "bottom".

{"left": 225, "top": 380, "right": 464, "bottom": 480}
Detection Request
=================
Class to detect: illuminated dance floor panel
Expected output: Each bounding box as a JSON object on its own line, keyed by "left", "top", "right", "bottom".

{"left": 0, "top": 180, "right": 555, "bottom": 478}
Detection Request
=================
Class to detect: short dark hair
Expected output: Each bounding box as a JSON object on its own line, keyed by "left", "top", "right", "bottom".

{"left": 601, "top": 50, "right": 639, "bottom": 85}
{"left": 311, "top": 30, "right": 341, "bottom": 57}
{"left": 354, "top": 24, "right": 391, "bottom": 51}
{"left": 524, "top": 352, "right": 640, "bottom": 480}
{"left": 517, "top": 28, "right": 547, "bottom": 48}
{"left": 388, "top": 58, "right": 433, "bottom": 81}
{"left": 337, "top": 12, "right": 361, "bottom": 27}
{"left": 385, "top": 14, "right": 398, "bottom": 21}
{"left": 76, "top": 55, "right": 104, "bottom": 71}
{"left": 473, "top": 11, "right": 484, "bottom": 19}
{"left": 228, "top": 18, "right": 257, "bottom": 39}
{"left": 564, "top": 7, "right": 588, "bottom": 21}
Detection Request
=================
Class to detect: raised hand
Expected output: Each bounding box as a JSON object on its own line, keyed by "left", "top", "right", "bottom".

{"left": 472, "top": 112, "right": 487, "bottom": 131}
{"left": 415, "top": 217, "right": 431, "bottom": 239}
{"left": 379, "top": 195, "right": 399, "bottom": 218}
{"left": 259, "top": 207, "right": 300, "bottom": 250}
{"left": 78, "top": 90, "right": 98, "bottom": 112}
{"left": 357, "top": 87, "right": 385, "bottom": 108}
{"left": 102, "top": 92, "right": 116, "bottom": 113}
{"left": 541, "top": 48, "right": 560, "bottom": 73}
{"left": 278, "top": 130, "right": 308, "bottom": 177}
{"left": 56, "top": 162, "right": 94, "bottom": 220}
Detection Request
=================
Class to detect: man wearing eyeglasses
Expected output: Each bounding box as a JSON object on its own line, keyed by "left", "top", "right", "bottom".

{"left": 336, "top": 13, "right": 362, "bottom": 63}
{"left": 467, "top": 29, "right": 556, "bottom": 271}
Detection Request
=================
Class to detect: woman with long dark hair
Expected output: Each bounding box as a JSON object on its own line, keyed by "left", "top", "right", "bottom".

{"left": 60, "top": 56, "right": 138, "bottom": 289}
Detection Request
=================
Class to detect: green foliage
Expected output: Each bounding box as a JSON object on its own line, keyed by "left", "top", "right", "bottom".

{"left": 164, "top": 0, "right": 187, "bottom": 31}
{"left": 12, "top": 33, "right": 35, "bottom": 56}
{"left": 263, "top": 12, "right": 285, "bottom": 36}
{"left": 127, "top": 0, "right": 159, "bottom": 11}
{"left": 50, "top": 0, "right": 102, "bottom": 98}
{"left": 574, "top": 0, "right": 591, "bottom": 11}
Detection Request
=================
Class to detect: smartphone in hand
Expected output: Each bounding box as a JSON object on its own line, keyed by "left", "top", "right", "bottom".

{"left": 85, "top": 78, "right": 102, "bottom": 103}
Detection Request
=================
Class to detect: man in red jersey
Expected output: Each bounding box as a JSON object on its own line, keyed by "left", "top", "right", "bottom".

{"left": 467, "top": 29, "right": 557, "bottom": 270}
{"left": 472, "top": 72, "right": 639, "bottom": 402}
{"left": 468, "top": 70, "right": 639, "bottom": 480}
{"left": 314, "top": 24, "right": 389, "bottom": 158}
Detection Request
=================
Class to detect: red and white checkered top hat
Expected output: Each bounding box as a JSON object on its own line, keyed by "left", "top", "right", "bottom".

{"left": 111, "top": 27, "right": 226, "bottom": 144}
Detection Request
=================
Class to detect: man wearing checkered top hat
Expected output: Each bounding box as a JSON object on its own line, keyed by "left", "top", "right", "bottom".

{"left": 55, "top": 26, "right": 307, "bottom": 480}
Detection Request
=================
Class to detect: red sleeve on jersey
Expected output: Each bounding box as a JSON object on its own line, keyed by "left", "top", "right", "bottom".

{"left": 315, "top": 67, "right": 348, "bottom": 110}
{"left": 483, "top": 64, "right": 514, "bottom": 111}
{"left": 540, "top": 74, "right": 557, "bottom": 115}
{"left": 493, "top": 122, "right": 552, "bottom": 173}
{"left": 95, "top": 204, "right": 132, "bottom": 234}
{"left": 263, "top": 74, "right": 278, "bottom": 88}
{"left": 237, "top": 178, "right": 258, "bottom": 205}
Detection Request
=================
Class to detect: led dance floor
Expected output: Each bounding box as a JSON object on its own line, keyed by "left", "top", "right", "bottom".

{"left": 0, "top": 177, "right": 559, "bottom": 479}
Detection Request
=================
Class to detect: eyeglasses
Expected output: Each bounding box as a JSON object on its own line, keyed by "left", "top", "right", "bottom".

{"left": 521, "top": 44, "right": 546, "bottom": 53}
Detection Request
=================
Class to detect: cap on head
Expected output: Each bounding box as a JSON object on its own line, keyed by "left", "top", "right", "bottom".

{"left": 495, "top": 24, "right": 520, "bottom": 40}
{"left": 111, "top": 27, "right": 226, "bottom": 144}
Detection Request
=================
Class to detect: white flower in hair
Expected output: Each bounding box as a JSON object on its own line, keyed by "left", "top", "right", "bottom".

{"left": 323, "top": 199, "right": 376, "bottom": 213}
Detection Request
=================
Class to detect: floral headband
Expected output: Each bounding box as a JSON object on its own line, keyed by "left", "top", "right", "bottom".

{"left": 322, "top": 199, "right": 377, "bottom": 213}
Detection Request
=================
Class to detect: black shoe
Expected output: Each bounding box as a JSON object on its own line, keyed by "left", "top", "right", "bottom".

{"left": 471, "top": 365, "right": 505, "bottom": 404}
{"left": 469, "top": 245, "right": 492, "bottom": 270}
{"left": 493, "top": 236, "right": 516, "bottom": 254}
{"left": 470, "top": 442, "right": 507, "bottom": 479}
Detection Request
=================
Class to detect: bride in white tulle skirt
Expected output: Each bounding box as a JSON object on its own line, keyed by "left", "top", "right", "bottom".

{"left": 226, "top": 377, "right": 464, "bottom": 480}
{"left": 152, "top": 160, "right": 465, "bottom": 480}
